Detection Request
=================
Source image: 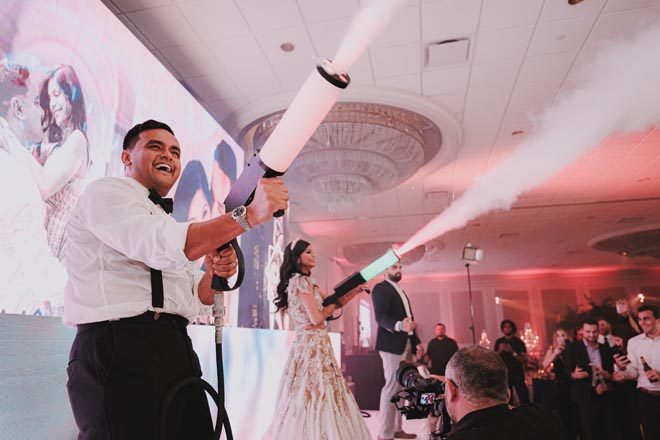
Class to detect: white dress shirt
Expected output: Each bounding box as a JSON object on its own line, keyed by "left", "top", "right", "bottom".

{"left": 0, "top": 120, "right": 67, "bottom": 314}
{"left": 623, "top": 331, "right": 660, "bottom": 392}
{"left": 63, "top": 176, "right": 210, "bottom": 326}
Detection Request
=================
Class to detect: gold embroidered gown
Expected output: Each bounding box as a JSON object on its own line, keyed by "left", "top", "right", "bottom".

{"left": 263, "top": 274, "right": 372, "bottom": 440}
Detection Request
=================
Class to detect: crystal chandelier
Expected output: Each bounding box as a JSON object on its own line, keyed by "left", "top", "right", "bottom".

{"left": 247, "top": 102, "right": 443, "bottom": 212}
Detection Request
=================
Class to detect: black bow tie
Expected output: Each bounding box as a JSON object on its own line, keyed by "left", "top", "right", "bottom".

{"left": 148, "top": 189, "right": 173, "bottom": 214}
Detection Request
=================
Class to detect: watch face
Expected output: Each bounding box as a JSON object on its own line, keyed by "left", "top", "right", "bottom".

{"left": 233, "top": 206, "right": 246, "bottom": 218}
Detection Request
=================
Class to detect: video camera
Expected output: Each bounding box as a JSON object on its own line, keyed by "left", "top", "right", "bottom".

{"left": 392, "top": 362, "right": 445, "bottom": 420}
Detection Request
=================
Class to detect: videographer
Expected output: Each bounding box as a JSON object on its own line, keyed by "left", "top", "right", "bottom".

{"left": 443, "top": 346, "right": 564, "bottom": 439}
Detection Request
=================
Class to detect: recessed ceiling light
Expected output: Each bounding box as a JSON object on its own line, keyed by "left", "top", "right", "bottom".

{"left": 280, "top": 42, "right": 295, "bottom": 52}
{"left": 511, "top": 130, "right": 524, "bottom": 136}
{"left": 568, "top": 0, "right": 584, "bottom": 4}
{"left": 621, "top": 251, "right": 628, "bottom": 256}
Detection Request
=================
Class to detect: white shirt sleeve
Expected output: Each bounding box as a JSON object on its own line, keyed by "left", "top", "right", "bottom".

{"left": 77, "top": 179, "right": 191, "bottom": 271}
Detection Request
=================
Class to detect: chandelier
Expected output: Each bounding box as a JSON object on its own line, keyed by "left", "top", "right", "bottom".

{"left": 246, "top": 102, "right": 444, "bottom": 212}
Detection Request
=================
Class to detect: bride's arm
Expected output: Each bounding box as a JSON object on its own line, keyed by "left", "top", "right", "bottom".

{"left": 10, "top": 129, "right": 86, "bottom": 199}
{"left": 297, "top": 278, "right": 337, "bottom": 326}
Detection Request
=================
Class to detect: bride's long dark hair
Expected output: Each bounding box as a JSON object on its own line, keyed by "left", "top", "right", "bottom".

{"left": 274, "top": 239, "right": 311, "bottom": 312}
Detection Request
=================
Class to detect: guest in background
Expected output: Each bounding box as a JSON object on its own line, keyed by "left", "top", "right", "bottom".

{"left": 564, "top": 318, "right": 615, "bottom": 440}
{"left": 614, "top": 298, "right": 641, "bottom": 335}
{"left": 426, "top": 323, "right": 458, "bottom": 435}
{"left": 494, "top": 319, "right": 530, "bottom": 405}
{"left": 541, "top": 327, "right": 575, "bottom": 440}
{"left": 597, "top": 317, "right": 616, "bottom": 347}
{"left": 610, "top": 324, "right": 642, "bottom": 440}
{"left": 613, "top": 304, "right": 660, "bottom": 439}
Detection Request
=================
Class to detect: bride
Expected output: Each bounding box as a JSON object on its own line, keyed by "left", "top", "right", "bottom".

{"left": 263, "top": 239, "right": 372, "bottom": 440}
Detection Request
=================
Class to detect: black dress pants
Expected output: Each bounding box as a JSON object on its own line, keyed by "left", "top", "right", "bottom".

{"left": 639, "top": 391, "right": 660, "bottom": 440}
{"left": 66, "top": 312, "right": 213, "bottom": 440}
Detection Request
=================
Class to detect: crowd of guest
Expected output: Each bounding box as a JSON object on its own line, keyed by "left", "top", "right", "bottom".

{"left": 527, "top": 299, "right": 660, "bottom": 440}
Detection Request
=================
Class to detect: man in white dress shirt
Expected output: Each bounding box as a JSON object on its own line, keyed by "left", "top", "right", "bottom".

{"left": 613, "top": 304, "right": 660, "bottom": 439}
{"left": 64, "top": 119, "right": 289, "bottom": 440}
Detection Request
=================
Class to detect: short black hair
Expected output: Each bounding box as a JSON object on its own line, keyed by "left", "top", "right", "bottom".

{"left": 581, "top": 317, "right": 599, "bottom": 328}
{"left": 123, "top": 119, "right": 174, "bottom": 151}
{"left": 638, "top": 304, "right": 659, "bottom": 319}
{"left": 500, "top": 319, "right": 517, "bottom": 333}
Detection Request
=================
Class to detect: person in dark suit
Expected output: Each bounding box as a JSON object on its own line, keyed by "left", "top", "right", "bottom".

{"left": 563, "top": 317, "right": 615, "bottom": 440}
{"left": 372, "top": 262, "right": 423, "bottom": 440}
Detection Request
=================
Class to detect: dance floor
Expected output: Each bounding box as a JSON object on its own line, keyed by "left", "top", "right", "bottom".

{"left": 363, "top": 410, "right": 428, "bottom": 440}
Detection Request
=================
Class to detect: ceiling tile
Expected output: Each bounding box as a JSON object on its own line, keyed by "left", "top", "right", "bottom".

{"left": 160, "top": 43, "right": 222, "bottom": 76}
{"left": 461, "top": 106, "right": 503, "bottom": 146}
{"left": 297, "top": 0, "right": 359, "bottom": 23}
{"left": 371, "top": 5, "right": 419, "bottom": 49}
{"left": 422, "top": 0, "right": 482, "bottom": 42}
{"left": 307, "top": 17, "right": 352, "bottom": 57}
{"left": 101, "top": 0, "right": 122, "bottom": 15}
{"left": 479, "top": 0, "right": 543, "bottom": 32}
{"left": 111, "top": 0, "right": 171, "bottom": 13}
{"left": 473, "top": 26, "right": 534, "bottom": 64}
{"left": 371, "top": 43, "right": 421, "bottom": 78}
{"left": 255, "top": 26, "right": 318, "bottom": 90}
{"left": 236, "top": 0, "right": 303, "bottom": 32}
{"left": 604, "top": 0, "right": 660, "bottom": 13}
{"left": 343, "top": 53, "right": 374, "bottom": 85}
{"left": 206, "top": 95, "right": 249, "bottom": 122}
{"left": 429, "top": 92, "right": 466, "bottom": 114}
{"left": 518, "top": 52, "right": 576, "bottom": 83}
{"left": 508, "top": 81, "right": 561, "bottom": 108}
{"left": 183, "top": 72, "right": 243, "bottom": 102}
{"left": 538, "top": 0, "right": 607, "bottom": 22}
{"left": 422, "top": 65, "right": 470, "bottom": 95}
{"left": 207, "top": 36, "right": 270, "bottom": 71}
{"left": 150, "top": 49, "right": 182, "bottom": 78}
{"left": 178, "top": 0, "right": 251, "bottom": 41}
{"left": 469, "top": 60, "right": 520, "bottom": 90}
{"left": 585, "top": 7, "right": 660, "bottom": 49}
{"left": 527, "top": 16, "right": 596, "bottom": 56}
{"left": 376, "top": 73, "right": 421, "bottom": 94}
{"left": 465, "top": 86, "right": 512, "bottom": 111}
{"left": 126, "top": 5, "right": 199, "bottom": 47}
{"left": 226, "top": 67, "right": 283, "bottom": 102}
{"left": 117, "top": 13, "right": 155, "bottom": 50}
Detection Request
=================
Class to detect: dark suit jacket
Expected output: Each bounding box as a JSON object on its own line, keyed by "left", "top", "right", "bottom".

{"left": 372, "top": 279, "right": 421, "bottom": 354}
{"left": 563, "top": 339, "right": 614, "bottom": 404}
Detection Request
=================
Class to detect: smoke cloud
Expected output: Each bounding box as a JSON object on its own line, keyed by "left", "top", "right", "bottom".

{"left": 399, "top": 23, "right": 660, "bottom": 255}
{"left": 332, "top": 0, "right": 403, "bottom": 72}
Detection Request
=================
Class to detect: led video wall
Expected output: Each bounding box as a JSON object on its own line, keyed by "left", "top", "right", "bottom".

{"left": 0, "top": 0, "right": 243, "bottom": 316}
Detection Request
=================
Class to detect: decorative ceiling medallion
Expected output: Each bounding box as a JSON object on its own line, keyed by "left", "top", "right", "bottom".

{"left": 590, "top": 227, "right": 660, "bottom": 259}
{"left": 246, "top": 102, "right": 442, "bottom": 211}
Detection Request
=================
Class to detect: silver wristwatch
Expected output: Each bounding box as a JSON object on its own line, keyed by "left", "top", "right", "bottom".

{"left": 231, "top": 205, "right": 251, "bottom": 232}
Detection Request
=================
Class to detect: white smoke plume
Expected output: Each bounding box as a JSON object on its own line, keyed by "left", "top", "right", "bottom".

{"left": 332, "top": 0, "right": 403, "bottom": 72}
{"left": 399, "top": 23, "right": 660, "bottom": 255}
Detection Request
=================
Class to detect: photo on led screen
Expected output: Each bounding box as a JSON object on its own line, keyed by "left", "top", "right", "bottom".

{"left": 0, "top": 0, "right": 243, "bottom": 317}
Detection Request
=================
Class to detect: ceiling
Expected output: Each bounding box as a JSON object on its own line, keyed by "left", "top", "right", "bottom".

{"left": 101, "top": 0, "right": 660, "bottom": 277}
